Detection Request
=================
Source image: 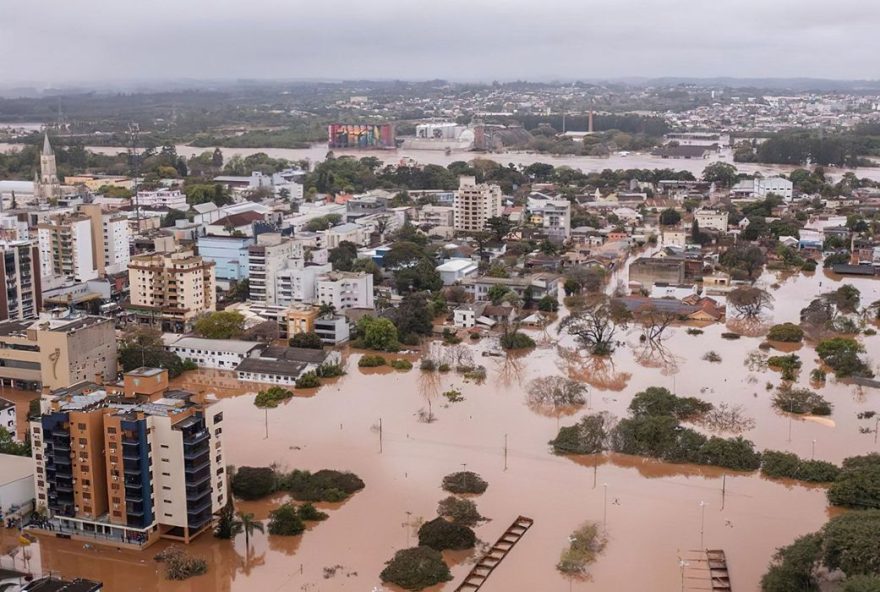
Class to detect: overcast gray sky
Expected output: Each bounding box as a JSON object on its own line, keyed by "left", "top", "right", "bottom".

{"left": 3, "top": 0, "right": 878, "bottom": 84}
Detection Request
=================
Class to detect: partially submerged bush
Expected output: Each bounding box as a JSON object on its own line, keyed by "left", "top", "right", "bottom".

{"left": 628, "top": 387, "right": 712, "bottom": 422}
{"left": 359, "top": 355, "right": 387, "bottom": 368}
{"left": 767, "top": 323, "right": 804, "bottom": 343}
{"left": 772, "top": 387, "right": 832, "bottom": 416}
{"left": 254, "top": 386, "right": 294, "bottom": 408}
{"left": 436, "top": 496, "right": 483, "bottom": 527}
{"left": 557, "top": 521, "right": 607, "bottom": 575}
{"left": 721, "top": 332, "right": 741, "bottom": 340}
{"left": 283, "top": 469, "right": 365, "bottom": 502}
{"left": 761, "top": 450, "right": 841, "bottom": 483}
{"left": 550, "top": 413, "right": 615, "bottom": 454}
{"left": 417, "top": 517, "right": 476, "bottom": 550}
{"left": 155, "top": 546, "right": 208, "bottom": 581}
{"left": 827, "top": 454, "right": 880, "bottom": 509}
{"left": 767, "top": 354, "right": 802, "bottom": 381}
{"left": 390, "top": 359, "right": 413, "bottom": 371}
{"left": 686, "top": 328, "right": 704, "bottom": 336}
{"left": 316, "top": 363, "right": 345, "bottom": 378}
{"left": 441, "top": 471, "right": 488, "bottom": 495}
{"left": 703, "top": 351, "right": 722, "bottom": 363}
{"left": 500, "top": 331, "right": 536, "bottom": 350}
{"left": 816, "top": 338, "right": 874, "bottom": 378}
{"left": 268, "top": 503, "right": 305, "bottom": 536}
{"left": 297, "top": 502, "right": 329, "bottom": 522}
{"left": 231, "top": 466, "right": 276, "bottom": 500}
{"left": 420, "top": 359, "right": 436, "bottom": 371}
{"left": 380, "top": 546, "right": 452, "bottom": 590}
{"left": 442, "top": 389, "right": 464, "bottom": 403}
{"left": 295, "top": 371, "right": 321, "bottom": 389}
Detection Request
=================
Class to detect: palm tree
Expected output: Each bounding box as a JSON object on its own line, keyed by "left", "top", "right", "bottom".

{"left": 235, "top": 511, "right": 264, "bottom": 551}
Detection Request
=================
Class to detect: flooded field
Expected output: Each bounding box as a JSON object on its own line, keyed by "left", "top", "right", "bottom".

{"left": 4, "top": 267, "right": 880, "bottom": 591}
{"left": 3, "top": 141, "right": 880, "bottom": 182}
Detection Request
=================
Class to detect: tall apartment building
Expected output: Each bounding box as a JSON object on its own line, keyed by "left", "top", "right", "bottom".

{"left": 453, "top": 176, "right": 502, "bottom": 233}
{"left": 315, "top": 271, "right": 374, "bottom": 311}
{"left": 247, "top": 233, "right": 301, "bottom": 305}
{"left": 127, "top": 249, "right": 216, "bottom": 332}
{"left": 37, "top": 214, "right": 99, "bottom": 283}
{"left": 276, "top": 263, "right": 332, "bottom": 306}
{"left": 30, "top": 368, "right": 226, "bottom": 547}
{"left": 80, "top": 204, "right": 131, "bottom": 276}
{"left": 0, "top": 240, "right": 41, "bottom": 321}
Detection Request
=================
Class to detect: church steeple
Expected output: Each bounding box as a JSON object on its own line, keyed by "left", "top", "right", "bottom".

{"left": 36, "top": 130, "right": 60, "bottom": 200}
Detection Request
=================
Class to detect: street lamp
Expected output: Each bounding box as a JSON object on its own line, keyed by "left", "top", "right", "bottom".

{"left": 602, "top": 483, "right": 609, "bottom": 531}
{"left": 699, "top": 501, "right": 707, "bottom": 549}
{"left": 811, "top": 439, "right": 816, "bottom": 460}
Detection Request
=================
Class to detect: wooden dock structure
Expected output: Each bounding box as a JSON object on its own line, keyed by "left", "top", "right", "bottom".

{"left": 680, "top": 549, "right": 731, "bottom": 591}
{"left": 453, "top": 515, "right": 534, "bottom": 592}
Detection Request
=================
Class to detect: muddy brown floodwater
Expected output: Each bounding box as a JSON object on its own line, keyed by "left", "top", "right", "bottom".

{"left": 4, "top": 267, "right": 880, "bottom": 591}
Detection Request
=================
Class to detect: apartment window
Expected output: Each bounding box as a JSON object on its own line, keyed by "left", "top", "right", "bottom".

{"left": 78, "top": 438, "right": 87, "bottom": 445}
{"left": 81, "top": 465, "right": 89, "bottom": 473}
{"left": 112, "top": 497, "right": 120, "bottom": 503}
{"left": 213, "top": 412, "right": 223, "bottom": 423}
{"left": 82, "top": 479, "right": 90, "bottom": 486}
{"left": 163, "top": 499, "right": 172, "bottom": 504}
{"left": 77, "top": 423, "right": 86, "bottom": 430}
{"left": 83, "top": 506, "right": 92, "bottom": 514}
{"left": 83, "top": 492, "right": 91, "bottom": 500}
{"left": 160, "top": 444, "right": 169, "bottom": 449}
{"left": 217, "top": 467, "right": 224, "bottom": 475}
{"left": 164, "top": 513, "right": 173, "bottom": 518}
{"left": 162, "top": 472, "right": 170, "bottom": 477}
{"left": 37, "top": 480, "right": 44, "bottom": 487}
{"left": 161, "top": 458, "right": 169, "bottom": 463}
{"left": 163, "top": 486, "right": 171, "bottom": 490}
{"left": 35, "top": 454, "right": 42, "bottom": 460}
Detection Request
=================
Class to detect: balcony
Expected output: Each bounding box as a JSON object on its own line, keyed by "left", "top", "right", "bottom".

{"left": 123, "top": 462, "right": 142, "bottom": 476}
{"left": 183, "top": 430, "right": 209, "bottom": 445}
{"left": 186, "top": 497, "right": 213, "bottom": 516}
{"left": 124, "top": 488, "right": 144, "bottom": 503}
{"left": 183, "top": 441, "right": 210, "bottom": 459}
{"left": 186, "top": 484, "right": 212, "bottom": 502}
{"left": 184, "top": 457, "right": 211, "bottom": 476}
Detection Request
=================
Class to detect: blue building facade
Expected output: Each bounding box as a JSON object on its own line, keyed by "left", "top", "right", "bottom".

{"left": 196, "top": 236, "right": 254, "bottom": 286}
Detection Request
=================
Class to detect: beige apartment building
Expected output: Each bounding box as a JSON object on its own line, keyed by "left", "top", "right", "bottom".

{"left": 453, "top": 175, "right": 502, "bottom": 233}
{"left": 127, "top": 249, "right": 216, "bottom": 331}
{"left": 0, "top": 313, "right": 117, "bottom": 390}
{"left": 80, "top": 204, "right": 132, "bottom": 276}
{"left": 37, "top": 214, "right": 98, "bottom": 283}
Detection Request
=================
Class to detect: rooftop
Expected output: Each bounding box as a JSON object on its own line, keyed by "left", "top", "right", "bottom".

{"left": 168, "top": 336, "right": 265, "bottom": 355}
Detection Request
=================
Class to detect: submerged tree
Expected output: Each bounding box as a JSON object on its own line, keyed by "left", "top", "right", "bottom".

{"left": 559, "top": 297, "right": 631, "bottom": 355}
{"left": 728, "top": 286, "right": 774, "bottom": 318}
{"left": 526, "top": 376, "right": 588, "bottom": 417}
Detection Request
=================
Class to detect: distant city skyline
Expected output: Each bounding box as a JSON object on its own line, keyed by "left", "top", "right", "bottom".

{"left": 3, "top": 0, "right": 879, "bottom": 85}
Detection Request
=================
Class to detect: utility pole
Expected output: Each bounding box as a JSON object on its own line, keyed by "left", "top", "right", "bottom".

{"left": 379, "top": 418, "right": 383, "bottom": 453}
{"left": 503, "top": 433, "right": 508, "bottom": 471}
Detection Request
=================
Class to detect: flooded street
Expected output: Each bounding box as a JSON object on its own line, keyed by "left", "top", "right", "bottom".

{"left": 4, "top": 265, "right": 879, "bottom": 591}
